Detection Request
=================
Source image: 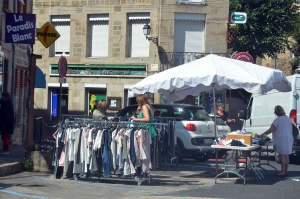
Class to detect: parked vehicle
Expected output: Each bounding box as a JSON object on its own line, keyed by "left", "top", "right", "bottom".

{"left": 238, "top": 74, "right": 300, "bottom": 163}
{"left": 114, "top": 103, "right": 231, "bottom": 162}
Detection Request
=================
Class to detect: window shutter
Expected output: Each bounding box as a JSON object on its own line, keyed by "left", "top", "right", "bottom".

{"left": 54, "top": 24, "right": 70, "bottom": 55}
{"left": 174, "top": 20, "right": 204, "bottom": 53}
{"left": 129, "top": 19, "right": 149, "bottom": 57}
{"left": 90, "top": 21, "right": 109, "bottom": 57}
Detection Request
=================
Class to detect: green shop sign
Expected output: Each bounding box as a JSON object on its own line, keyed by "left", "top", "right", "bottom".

{"left": 50, "top": 64, "right": 146, "bottom": 77}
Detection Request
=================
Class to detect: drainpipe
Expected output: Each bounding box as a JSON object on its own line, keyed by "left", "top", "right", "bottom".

{"left": 11, "top": 0, "right": 17, "bottom": 115}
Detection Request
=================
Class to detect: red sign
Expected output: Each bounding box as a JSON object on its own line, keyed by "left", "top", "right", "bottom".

{"left": 232, "top": 52, "right": 254, "bottom": 63}
{"left": 58, "top": 56, "right": 68, "bottom": 77}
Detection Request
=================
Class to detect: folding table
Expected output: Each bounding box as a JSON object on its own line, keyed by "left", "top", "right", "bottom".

{"left": 212, "top": 145, "right": 262, "bottom": 185}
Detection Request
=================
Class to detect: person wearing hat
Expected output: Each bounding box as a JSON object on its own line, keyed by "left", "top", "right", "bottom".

{"left": 216, "top": 103, "right": 235, "bottom": 123}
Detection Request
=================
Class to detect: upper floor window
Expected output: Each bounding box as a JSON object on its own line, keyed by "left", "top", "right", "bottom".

{"left": 177, "top": 0, "right": 206, "bottom": 4}
{"left": 88, "top": 14, "right": 109, "bottom": 57}
{"left": 51, "top": 15, "right": 70, "bottom": 56}
{"left": 2, "top": 0, "right": 10, "bottom": 12}
{"left": 174, "top": 13, "right": 205, "bottom": 53}
{"left": 128, "top": 13, "right": 150, "bottom": 58}
{"left": 18, "top": 0, "right": 27, "bottom": 13}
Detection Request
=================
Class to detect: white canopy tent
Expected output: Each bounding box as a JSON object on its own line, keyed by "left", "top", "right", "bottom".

{"left": 129, "top": 54, "right": 291, "bottom": 102}
{"left": 129, "top": 54, "right": 291, "bottom": 136}
{"left": 129, "top": 54, "right": 292, "bottom": 172}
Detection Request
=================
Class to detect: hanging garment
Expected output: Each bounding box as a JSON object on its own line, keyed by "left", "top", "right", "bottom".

{"left": 73, "top": 128, "right": 82, "bottom": 174}
{"left": 102, "top": 129, "right": 112, "bottom": 177}
{"left": 111, "top": 128, "right": 118, "bottom": 170}
{"left": 140, "top": 129, "right": 152, "bottom": 173}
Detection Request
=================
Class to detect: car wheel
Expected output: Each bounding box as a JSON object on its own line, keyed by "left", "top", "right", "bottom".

{"left": 194, "top": 153, "right": 210, "bottom": 162}
{"left": 175, "top": 141, "right": 184, "bottom": 163}
{"left": 274, "top": 151, "right": 281, "bottom": 164}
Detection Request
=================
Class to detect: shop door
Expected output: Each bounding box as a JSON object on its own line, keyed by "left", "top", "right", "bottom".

{"left": 50, "top": 88, "right": 68, "bottom": 121}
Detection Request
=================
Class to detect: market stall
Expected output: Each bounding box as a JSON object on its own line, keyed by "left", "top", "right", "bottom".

{"left": 128, "top": 54, "right": 292, "bottom": 174}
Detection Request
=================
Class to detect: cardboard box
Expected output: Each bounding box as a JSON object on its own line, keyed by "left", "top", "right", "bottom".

{"left": 227, "top": 134, "right": 253, "bottom": 145}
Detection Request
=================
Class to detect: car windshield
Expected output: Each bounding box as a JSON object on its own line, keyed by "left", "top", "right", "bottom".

{"left": 181, "top": 108, "right": 211, "bottom": 121}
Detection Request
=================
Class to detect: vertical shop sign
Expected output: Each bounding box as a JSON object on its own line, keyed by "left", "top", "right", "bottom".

{"left": 5, "top": 13, "right": 36, "bottom": 44}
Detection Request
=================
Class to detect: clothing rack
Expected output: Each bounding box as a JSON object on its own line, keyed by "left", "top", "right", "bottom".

{"left": 54, "top": 116, "right": 171, "bottom": 186}
{"left": 64, "top": 119, "right": 169, "bottom": 172}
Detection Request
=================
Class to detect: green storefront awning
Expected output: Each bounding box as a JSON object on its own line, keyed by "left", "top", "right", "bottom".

{"left": 50, "top": 64, "right": 147, "bottom": 76}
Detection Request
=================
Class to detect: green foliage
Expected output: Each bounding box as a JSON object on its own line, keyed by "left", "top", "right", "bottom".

{"left": 229, "top": 0, "right": 299, "bottom": 61}
{"left": 25, "top": 143, "right": 39, "bottom": 151}
{"left": 289, "top": 14, "right": 300, "bottom": 71}
{"left": 21, "top": 158, "right": 33, "bottom": 171}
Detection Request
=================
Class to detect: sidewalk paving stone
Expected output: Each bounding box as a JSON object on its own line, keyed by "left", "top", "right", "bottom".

{"left": 0, "top": 144, "right": 25, "bottom": 176}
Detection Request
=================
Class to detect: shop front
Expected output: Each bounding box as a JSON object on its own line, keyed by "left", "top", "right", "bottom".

{"left": 46, "top": 64, "right": 147, "bottom": 120}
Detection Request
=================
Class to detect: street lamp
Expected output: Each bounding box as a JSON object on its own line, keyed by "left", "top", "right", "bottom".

{"left": 143, "top": 24, "right": 158, "bottom": 45}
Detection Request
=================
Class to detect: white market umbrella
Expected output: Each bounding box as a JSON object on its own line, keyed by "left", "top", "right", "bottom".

{"left": 129, "top": 54, "right": 292, "bottom": 173}
{"left": 129, "top": 54, "right": 291, "bottom": 102}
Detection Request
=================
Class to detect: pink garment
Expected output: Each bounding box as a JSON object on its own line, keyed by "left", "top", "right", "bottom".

{"left": 59, "top": 147, "right": 66, "bottom": 166}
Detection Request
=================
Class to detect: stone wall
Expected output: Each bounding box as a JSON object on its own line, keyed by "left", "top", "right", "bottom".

{"left": 261, "top": 52, "right": 293, "bottom": 77}
{"left": 33, "top": 0, "right": 229, "bottom": 121}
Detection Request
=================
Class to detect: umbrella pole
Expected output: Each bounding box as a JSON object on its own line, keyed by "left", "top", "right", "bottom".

{"left": 212, "top": 85, "right": 219, "bottom": 174}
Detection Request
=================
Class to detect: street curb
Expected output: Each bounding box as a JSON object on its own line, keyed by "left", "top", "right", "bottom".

{"left": 0, "top": 162, "right": 22, "bottom": 177}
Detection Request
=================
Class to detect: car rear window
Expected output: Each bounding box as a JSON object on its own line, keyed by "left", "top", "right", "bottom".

{"left": 174, "top": 107, "right": 211, "bottom": 121}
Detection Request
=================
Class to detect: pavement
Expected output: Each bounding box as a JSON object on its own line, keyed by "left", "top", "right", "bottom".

{"left": 0, "top": 144, "right": 26, "bottom": 177}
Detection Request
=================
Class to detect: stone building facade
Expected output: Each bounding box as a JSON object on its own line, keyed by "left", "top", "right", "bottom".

{"left": 1, "top": 0, "right": 33, "bottom": 145}
{"left": 32, "top": 0, "right": 229, "bottom": 123}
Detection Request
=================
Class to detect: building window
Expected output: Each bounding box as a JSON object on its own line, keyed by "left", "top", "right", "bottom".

{"left": 2, "top": 0, "right": 10, "bottom": 12}
{"left": 177, "top": 0, "right": 206, "bottom": 4}
{"left": 128, "top": 13, "right": 150, "bottom": 57}
{"left": 88, "top": 14, "right": 109, "bottom": 57}
{"left": 51, "top": 15, "right": 71, "bottom": 56}
{"left": 174, "top": 13, "right": 205, "bottom": 53}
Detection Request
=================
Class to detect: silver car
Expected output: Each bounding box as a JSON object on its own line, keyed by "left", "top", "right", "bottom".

{"left": 115, "top": 104, "right": 231, "bottom": 162}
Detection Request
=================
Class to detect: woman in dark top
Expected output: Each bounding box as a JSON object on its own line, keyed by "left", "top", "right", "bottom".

{"left": 216, "top": 103, "right": 235, "bottom": 123}
{"left": 0, "top": 92, "right": 14, "bottom": 154}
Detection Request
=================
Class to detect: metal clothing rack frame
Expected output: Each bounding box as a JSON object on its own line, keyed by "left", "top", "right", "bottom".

{"left": 61, "top": 114, "right": 92, "bottom": 121}
{"left": 62, "top": 117, "right": 170, "bottom": 186}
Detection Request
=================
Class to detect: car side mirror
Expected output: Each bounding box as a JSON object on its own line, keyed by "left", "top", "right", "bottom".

{"left": 238, "top": 109, "right": 246, "bottom": 120}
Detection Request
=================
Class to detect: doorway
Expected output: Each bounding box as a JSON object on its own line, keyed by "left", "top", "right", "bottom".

{"left": 49, "top": 88, "right": 68, "bottom": 121}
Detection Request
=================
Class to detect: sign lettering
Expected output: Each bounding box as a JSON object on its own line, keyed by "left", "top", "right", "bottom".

{"left": 36, "top": 22, "right": 60, "bottom": 48}
{"left": 230, "top": 12, "right": 247, "bottom": 24}
{"left": 5, "top": 13, "right": 36, "bottom": 44}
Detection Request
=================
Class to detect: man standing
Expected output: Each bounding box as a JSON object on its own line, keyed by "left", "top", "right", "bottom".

{"left": 216, "top": 103, "right": 235, "bottom": 123}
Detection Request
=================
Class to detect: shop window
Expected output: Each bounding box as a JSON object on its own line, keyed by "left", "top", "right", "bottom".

{"left": 88, "top": 91, "right": 106, "bottom": 115}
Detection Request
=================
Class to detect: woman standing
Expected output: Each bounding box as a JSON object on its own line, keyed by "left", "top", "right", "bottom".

{"left": 131, "top": 94, "right": 156, "bottom": 137}
{"left": 92, "top": 100, "right": 113, "bottom": 121}
{"left": 0, "top": 92, "right": 14, "bottom": 154}
{"left": 261, "top": 105, "right": 294, "bottom": 176}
